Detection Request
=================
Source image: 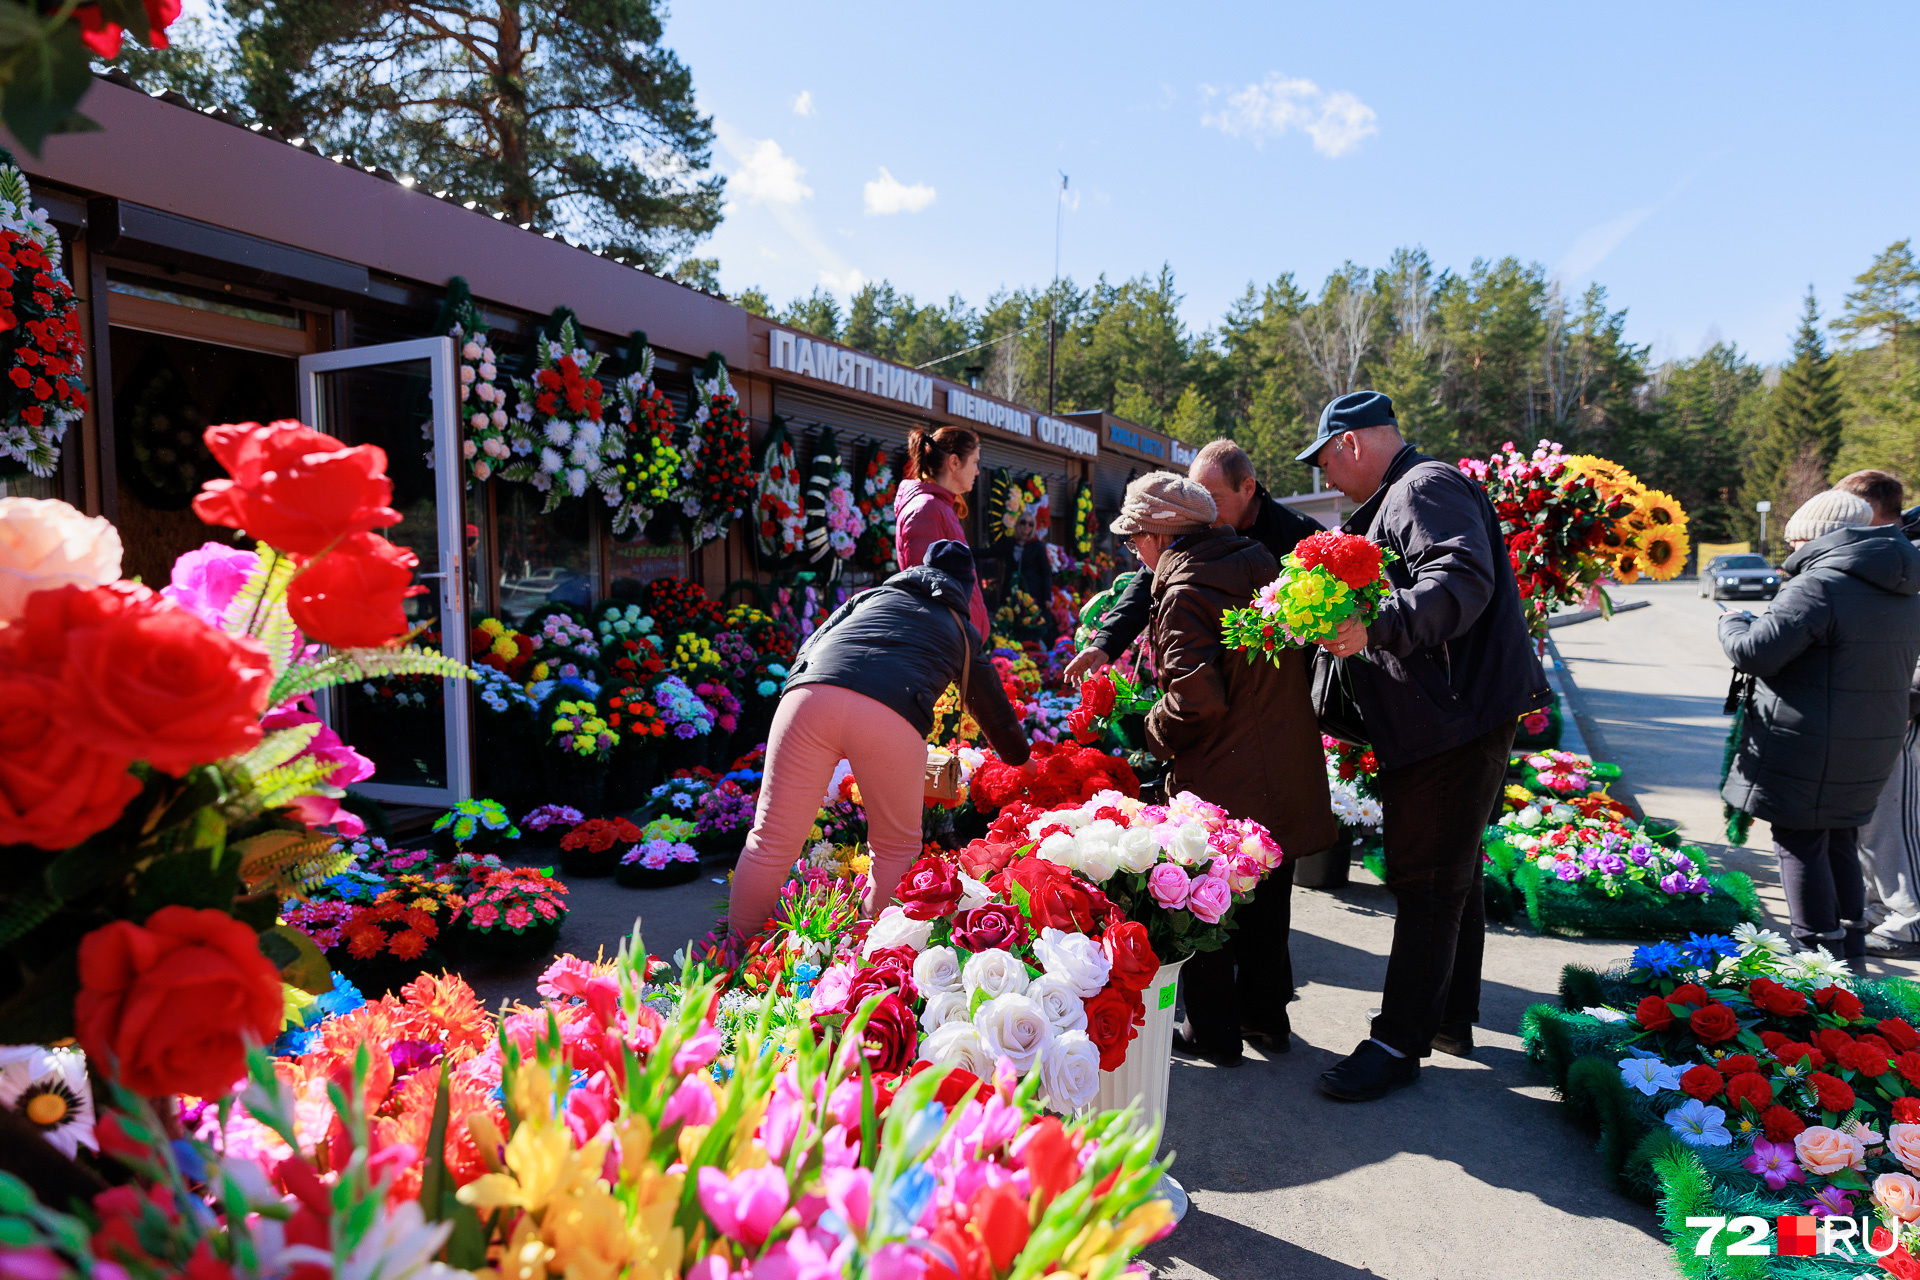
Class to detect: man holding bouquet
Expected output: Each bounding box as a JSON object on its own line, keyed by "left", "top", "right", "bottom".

{"left": 1299, "top": 391, "right": 1549, "bottom": 1101}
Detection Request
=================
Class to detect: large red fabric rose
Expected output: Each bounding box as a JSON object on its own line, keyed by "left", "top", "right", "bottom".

{"left": 1634, "top": 995, "right": 1673, "bottom": 1031}
{"left": 75, "top": 906, "right": 283, "bottom": 1098}
{"left": 1084, "top": 984, "right": 1143, "bottom": 1072}
{"left": 1688, "top": 1002, "right": 1739, "bottom": 1044}
{"left": 896, "top": 855, "right": 962, "bottom": 920}
{"left": 1, "top": 584, "right": 270, "bottom": 775}
{"left": 1814, "top": 985, "right": 1865, "bottom": 1021}
{"left": 956, "top": 838, "right": 1017, "bottom": 879}
{"left": 285, "top": 532, "right": 423, "bottom": 649}
{"left": 1748, "top": 977, "right": 1807, "bottom": 1018}
{"left": 1667, "top": 983, "right": 1709, "bottom": 1008}
{"left": 991, "top": 856, "right": 1100, "bottom": 934}
{"left": 950, "top": 903, "right": 1029, "bottom": 953}
{"left": 1100, "top": 920, "right": 1158, "bottom": 992}
{"left": 194, "top": 421, "right": 401, "bottom": 557}
{"left": 856, "top": 991, "right": 917, "bottom": 1074}
{"left": 0, "top": 672, "right": 141, "bottom": 849}
{"left": 1881, "top": 1019, "right": 1920, "bottom": 1054}
{"left": 1897, "top": 1051, "right": 1920, "bottom": 1090}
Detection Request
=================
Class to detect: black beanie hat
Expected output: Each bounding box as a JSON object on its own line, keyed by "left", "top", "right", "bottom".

{"left": 923, "top": 538, "right": 976, "bottom": 591}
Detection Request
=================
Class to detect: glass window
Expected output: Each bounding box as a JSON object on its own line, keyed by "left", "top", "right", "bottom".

{"left": 496, "top": 487, "right": 598, "bottom": 624}
{"left": 0, "top": 472, "right": 58, "bottom": 499}
{"left": 609, "top": 519, "right": 687, "bottom": 596}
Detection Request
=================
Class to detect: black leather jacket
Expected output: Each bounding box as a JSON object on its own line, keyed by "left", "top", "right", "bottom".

{"left": 784, "top": 565, "right": 1032, "bottom": 763}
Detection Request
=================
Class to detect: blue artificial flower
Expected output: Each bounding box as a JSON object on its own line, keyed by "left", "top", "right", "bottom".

{"left": 885, "top": 1165, "right": 938, "bottom": 1231}
{"left": 1680, "top": 933, "right": 1738, "bottom": 966}
{"left": 1630, "top": 942, "right": 1683, "bottom": 977}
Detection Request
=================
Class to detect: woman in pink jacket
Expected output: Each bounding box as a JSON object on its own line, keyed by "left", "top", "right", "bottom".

{"left": 893, "top": 424, "right": 990, "bottom": 637}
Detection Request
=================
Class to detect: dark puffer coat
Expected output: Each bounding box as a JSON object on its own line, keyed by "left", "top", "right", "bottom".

{"left": 1144, "top": 527, "right": 1337, "bottom": 859}
{"left": 784, "top": 565, "right": 1031, "bottom": 764}
{"left": 1721, "top": 526, "right": 1920, "bottom": 829}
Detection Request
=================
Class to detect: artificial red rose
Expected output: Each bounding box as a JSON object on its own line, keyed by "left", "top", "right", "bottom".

{"left": 856, "top": 991, "right": 917, "bottom": 1074}
{"left": 75, "top": 905, "right": 283, "bottom": 1098}
{"left": 1635, "top": 995, "right": 1673, "bottom": 1031}
{"left": 1897, "top": 1097, "right": 1920, "bottom": 1125}
{"left": 1100, "top": 920, "right": 1158, "bottom": 992}
{"left": 985, "top": 803, "right": 1043, "bottom": 847}
{"left": 1814, "top": 985, "right": 1865, "bottom": 1022}
{"left": 1897, "top": 1051, "right": 1920, "bottom": 1090}
{"left": 1079, "top": 673, "right": 1116, "bottom": 719}
{"left": 1679, "top": 1064, "right": 1725, "bottom": 1101}
{"left": 0, "top": 584, "right": 270, "bottom": 775}
{"left": 1808, "top": 1071, "right": 1855, "bottom": 1113}
{"left": 896, "top": 855, "right": 963, "bottom": 920}
{"left": 903, "top": 1061, "right": 993, "bottom": 1110}
{"left": 1021, "top": 1116, "right": 1083, "bottom": 1210}
{"left": 1688, "top": 1002, "right": 1739, "bottom": 1044}
{"left": 956, "top": 838, "right": 1016, "bottom": 878}
{"left": 1882, "top": 1019, "right": 1920, "bottom": 1054}
{"left": 1758, "top": 1029, "right": 1788, "bottom": 1051}
{"left": 1724, "top": 1071, "right": 1773, "bottom": 1111}
{"left": 285, "top": 532, "right": 424, "bottom": 649}
{"left": 0, "top": 671, "right": 141, "bottom": 849}
{"left": 1761, "top": 1105, "right": 1807, "bottom": 1142}
{"left": 1720, "top": 1054, "right": 1761, "bottom": 1076}
{"left": 846, "top": 964, "right": 918, "bottom": 1012}
{"left": 992, "top": 857, "right": 1100, "bottom": 933}
{"left": 193, "top": 421, "right": 401, "bottom": 557}
{"left": 1875, "top": 1237, "right": 1920, "bottom": 1280}
{"left": 1748, "top": 977, "right": 1807, "bottom": 1018}
{"left": 950, "top": 903, "right": 1029, "bottom": 953}
{"left": 1668, "top": 983, "right": 1710, "bottom": 1008}
{"left": 865, "top": 944, "right": 919, "bottom": 973}
{"left": 1084, "top": 984, "right": 1143, "bottom": 1072}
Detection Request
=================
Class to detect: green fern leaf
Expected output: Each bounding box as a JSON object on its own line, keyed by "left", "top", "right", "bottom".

{"left": 237, "top": 830, "right": 351, "bottom": 896}
{"left": 222, "top": 550, "right": 301, "bottom": 674}
{"left": 266, "top": 646, "right": 474, "bottom": 709}
{"left": 231, "top": 723, "right": 321, "bottom": 778}
{"left": 227, "top": 758, "right": 332, "bottom": 822}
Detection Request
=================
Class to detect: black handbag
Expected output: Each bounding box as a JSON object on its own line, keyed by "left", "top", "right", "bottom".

{"left": 1311, "top": 648, "right": 1371, "bottom": 747}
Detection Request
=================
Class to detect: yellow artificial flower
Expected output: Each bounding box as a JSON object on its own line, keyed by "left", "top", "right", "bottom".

{"left": 492, "top": 634, "right": 518, "bottom": 659}
{"left": 1639, "top": 522, "right": 1690, "bottom": 582}
{"left": 459, "top": 1118, "right": 586, "bottom": 1215}
{"left": 481, "top": 618, "right": 505, "bottom": 638}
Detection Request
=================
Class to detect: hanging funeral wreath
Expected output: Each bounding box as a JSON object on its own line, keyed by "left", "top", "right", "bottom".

{"left": 852, "top": 437, "right": 898, "bottom": 571}
{"left": 753, "top": 414, "right": 804, "bottom": 563}
{"left": 1073, "top": 478, "right": 1096, "bottom": 556}
{"left": 502, "top": 310, "right": 618, "bottom": 510}
{"left": 1029, "top": 472, "right": 1051, "bottom": 540}
{"left": 801, "top": 426, "right": 863, "bottom": 576}
{"left": 678, "top": 355, "right": 754, "bottom": 548}
{"left": 0, "top": 150, "right": 86, "bottom": 480}
{"left": 608, "top": 330, "right": 682, "bottom": 535}
{"left": 988, "top": 468, "right": 1045, "bottom": 540}
{"left": 432, "top": 276, "right": 508, "bottom": 483}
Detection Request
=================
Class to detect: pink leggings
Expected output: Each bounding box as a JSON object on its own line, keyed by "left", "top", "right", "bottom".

{"left": 728, "top": 684, "right": 929, "bottom": 938}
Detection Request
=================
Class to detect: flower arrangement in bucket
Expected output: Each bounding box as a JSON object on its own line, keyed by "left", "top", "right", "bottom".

{"left": 331, "top": 875, "right": 465, "bottom": 992}
{"left": 616, "top": 830, "right": 702, "bottom": 888}
{"left": 1223, "top": 528, "right": 1398, "bottom": 655}
{"left": 446, "top": 864, "right": 568, "bottom": 960}
{"left": 558, "top": 814, "right": 642, "bottom": 877}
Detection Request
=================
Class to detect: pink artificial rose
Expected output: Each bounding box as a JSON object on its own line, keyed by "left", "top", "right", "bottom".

{"left": 811, "top": 963, "right": 853, "bottom": 1015}
{"left": 1146, "top": 863, "right": 1191, "bottom": 910}
{"left": 698, "top": 1164, "right": 791, "bottom": 1248}
{"left": 161, "top": 542, "right": 260, "bottom": 629}
{"left": 1187, "top": 874, "right": 1233, "bottom": 924}
{"left": 261, "top": 700, "right": 374, "bottom": 835}
{"left": 0, "top": 498, "right": 122, "bottom": 622}
{"left": 1877, "top": 1172, "right": 1920, "bottom": 1223}
{"left": 824, "top": 1165, "right": 873, "bottom": 1236}
{"left": 1214, "top": 853, "right": 1261, "bottom": 894}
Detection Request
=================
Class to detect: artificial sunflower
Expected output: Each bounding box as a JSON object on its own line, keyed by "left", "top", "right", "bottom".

{"left": 1636, "top": 488, "right": 1689, "bottom": 530}
{"left": 1640, "top": 522, "right": 1690, "bottom": 581}
{"left": 1614, "top": 550, "right": 1643, "bottom": 584}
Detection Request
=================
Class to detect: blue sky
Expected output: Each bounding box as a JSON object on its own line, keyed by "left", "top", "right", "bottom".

{"left": 660, "top": 0, "right": 1919, "bottom": 366}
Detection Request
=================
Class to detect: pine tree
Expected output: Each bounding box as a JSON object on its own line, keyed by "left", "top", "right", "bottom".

{"left": 1744, "top": 289, "right": 1845, "bottom": 547}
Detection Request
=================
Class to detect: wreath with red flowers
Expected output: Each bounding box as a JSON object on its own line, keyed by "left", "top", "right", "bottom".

{"left": 638, "top": 576, "right": 726, "bottom": 636}
{"left": 678, "top": 359, "right": 754, "bottom": 548}
{"left": 754, "top": 414, "right": 805, "bottom": 564}
{"left": 853, "top": 438, "right": 899, "bottom": 571}
{"left": 0, "top": 155, "right": 86, "bottom": 479}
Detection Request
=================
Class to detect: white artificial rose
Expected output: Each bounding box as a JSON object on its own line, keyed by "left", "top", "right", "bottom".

{"left": 1032, "top": 927, "right": 1111, "bottom": 998}
{"left": 1037, "top": 831, "right": 1078, "bottom": 869}
{"left": 1027, "top": 973, "right": 1090, "bottom": 1033}
{"left": 1168, "top": 821, "right": 1214, "bottom": 867}
{"left": 0, "top": 498, "right": 122, "bottom": 622}
{"left": 973, "top": 993, "right": 1055, "bottom": 1074}
{"left": 863, "top": 906, "right": 934, "bottom": 957}
{"left": 1116, "top": 826, "right": 1161, "bottom": 874}
{"left": 1075, "top": 839, "right": 1119, "bottom": 884}
{"left": 919, "top": 991, "right": 971, "bottom": 1034}
{"left": 957, "top": 872, "right": 994, "bottom": 912}
{"left": 913, "top": 945, "right": 964, "bottom": 997}
{"left": 1039, "top": 1030, "right": 1102, "bottom": 1114}
{"left": 1055, "top": 807, "right": 1092, "bottom": 830}
{"left": 462, "top": 341, "right": 483, "bottom": 361}
{"left": 920, "top": 1020, "right": 995, "bottom": 1078}
{"left": 962, "top": 948, "right": 1030, "bottom": 1000}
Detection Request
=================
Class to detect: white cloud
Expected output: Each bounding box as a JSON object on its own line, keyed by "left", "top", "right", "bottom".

{"left": 819, "top": 266, "right": 867, "bottom": 294}
{"left": 715, "top": 122, "right": 811, "bottom": 206}
{"left": 1556, "top": 207, "right": 1654, "bottom": 283}
{"left": 792, "top": 90, "right": 815, "bottom": 117}
{"left": 863, "top": 168, "right": 936, "bottom": 215}
{"left": 1200, "top": 73, "right": 1378, "bottom": 157}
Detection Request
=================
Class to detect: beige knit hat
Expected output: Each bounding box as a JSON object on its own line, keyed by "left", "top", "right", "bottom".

{"left": 1783, "top": 490, "right": 1872, "bottom": 543}
{"left": 1110, "top": 471, "right": 1217, "bottom": 537}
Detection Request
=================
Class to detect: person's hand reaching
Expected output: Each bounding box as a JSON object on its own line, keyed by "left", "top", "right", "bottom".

{"left": 1064, "top": 646, "right": 1111, "bottom": 683}
{"left": 1321, "top": 615, "right": 1369, "bottom": 660}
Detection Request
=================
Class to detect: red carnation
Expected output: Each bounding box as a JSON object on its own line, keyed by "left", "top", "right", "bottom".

{"left": 1723, "top": 1071, "right": 1773, "bottom": 1111}
{"left": 1808, "top": 1071, "right": 1855, "bottom": 1113}
{"left": 1679, "top": 1064, "right": 1724, "bottom": 1100}
{"left": 1896, "top": 1097, "right": 1920, "bottom": 1125}
{"left": 1291, "top": 530, "right": 1385, "bottom": 591}
{"left": 1761, "top": 1105, "right": 1807, "bottom": 1142}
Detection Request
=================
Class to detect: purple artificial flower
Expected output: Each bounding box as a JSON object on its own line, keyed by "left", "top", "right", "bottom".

{"left": 1742, "top": 1137, "right": 1806, "bottom": 1191}
{"left": 1688, "top": 875, "right": 1711, "bottom": 894}
{"left": 1554, "top": 860, "right": 1583, "bottom": 882}
{"left": 1627, "top": 844, "right": 1653, "bottom": 867}
{"left": 1659, "top": 871, "right": 1689, "bottom": 894}
{"left": 162, "top": 542, "right": 260, "bottom": 628}
{"left": 1674, "top": 853, "right": 1695, "bottom": 874}
{"left": 1805, "top": 1185, "right": 1856, "bottom": 1217}
{"left": 1595, "top": 854, "right": 1626, "bottom": 875}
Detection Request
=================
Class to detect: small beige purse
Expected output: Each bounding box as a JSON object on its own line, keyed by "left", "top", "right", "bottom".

{"left": 925, "top": 606, "right": 972, "bottom": 801}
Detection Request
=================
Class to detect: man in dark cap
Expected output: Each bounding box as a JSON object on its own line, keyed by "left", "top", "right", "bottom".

{"left": 1301, "top": 391, "right": 1549, "bottom": 1101}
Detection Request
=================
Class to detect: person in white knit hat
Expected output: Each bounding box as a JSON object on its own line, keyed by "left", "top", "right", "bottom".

{"left": 1722, "top": 489, "right": 1920, "bottom": 970}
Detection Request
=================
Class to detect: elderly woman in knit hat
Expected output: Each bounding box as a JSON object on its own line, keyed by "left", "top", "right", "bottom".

{"left": 1113, "top": 472, "right": 1336, "bottom": 1066}
{"left": 1722, "top": 489, "right": 1920, "bottom": 970}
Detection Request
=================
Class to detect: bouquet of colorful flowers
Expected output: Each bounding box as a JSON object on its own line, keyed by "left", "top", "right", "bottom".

{"left": 470, "top": 614, "right": 537, "bottom": 677}
{"left": 548, "top": 697, "right": 619, "bottom": 758}
{"left": 522, "top": 802, "right": 584, "bottom": 835}
{"left": 1024, "top": 688, "right": 1083, "bottom": 744}
{"left": 640, "top": 574, "right": 727, "bottom": 635}
{"left": 995, "top": 586, "right": 1048, "bottom": 638}
{"left": 1324, "top": 735, "right": 1383, "bottom": 831}
{"left": 668, "top": 629, "right": 724, "bottom": 681}
{"left": 604, "top": 683, "right": 667, "bottom": 744}
{"left": 450, "top": 864, "right": 568, "bottom": 956}
{"left": 559, "top": 814, "right": 643, "bottom": 875}
{"left": 431, "top": 795, "right": 520, "bottom": 850}
{"left": 1223, "top": 528, "right": 1398, "bottom": 655}
{"left": 529, "top": 608, "right": 600, "bottom": 675}
{"left": 646, "top": 773, "right": 714, "bottom": 817}
{"left": 653, "top": 673, "right": 716, "bottom": 739}
{"left": 1562, "top": 453, "right": 1691, "bottom": 586}
{"left": 609, "top": 337, "right": 684, "bottom": 534}
{"left": 502, "top": 314, "right": 616, "bottom": 508}
{"left": 679, "top": 358, "right": 755, "bottom": 547}
{"left": 616, "top": 827, "right": 703, "bottom": 886}
{"left": 592, "top": 599, "right": 657, "bottom": 647}
{"left": 695, "top": 777, "right": 755, "bottom": 839}
{"left": 335, "top": 874, "right": 465, "bottom": 981}
{"left": 1495, "top": 805, "right": 1710, "bottom": 898}
{"left": 1519, "top": 749, "right": 1620, "bottom": 797}
{"left": 1072, "top": 479, "right": 1097, "bottom": 556}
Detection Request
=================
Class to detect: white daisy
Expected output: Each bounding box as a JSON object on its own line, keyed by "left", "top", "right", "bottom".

{"left": 0, "top": 1047, "right": 95, "bottom": 1157}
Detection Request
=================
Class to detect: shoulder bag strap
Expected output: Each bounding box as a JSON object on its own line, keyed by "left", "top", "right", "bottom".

{"left": 947, "top": 606, "right": 972, "bottom": 711}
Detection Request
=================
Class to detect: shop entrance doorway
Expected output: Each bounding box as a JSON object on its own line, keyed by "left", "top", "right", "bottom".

{"left": 298, "top": 338, "right": 471, "bottom": 808}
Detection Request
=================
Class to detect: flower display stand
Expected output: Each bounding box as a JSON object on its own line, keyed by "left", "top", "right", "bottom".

{"left": 1091, "top": 955, "right": 1190, "bottom": 1221}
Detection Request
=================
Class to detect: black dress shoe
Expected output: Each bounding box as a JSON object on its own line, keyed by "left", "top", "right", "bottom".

{"left": 1431, "top": 1025, "right": 1475, "bottom": 1058}
{"left": 1318, "top": 1040, "right": 1420, "bottom": 1101}
{"left": 1172, "top": 1027, "right": 1242, "bottom": 1068}
{"left": 1242, "top": 1022, "right": 1293, "bottom": 1054}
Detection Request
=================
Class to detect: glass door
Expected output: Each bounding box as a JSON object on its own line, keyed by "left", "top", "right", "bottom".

{"left": 298, "top": 337, "right": 470, "bottom": 807}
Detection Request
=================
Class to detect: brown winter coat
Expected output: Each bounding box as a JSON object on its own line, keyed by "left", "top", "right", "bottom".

{"left": 1144, "top": 526, "right": 1339, "bottom": 860}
